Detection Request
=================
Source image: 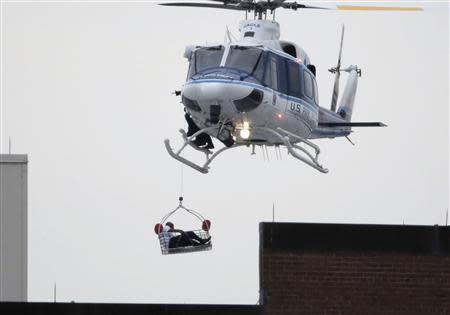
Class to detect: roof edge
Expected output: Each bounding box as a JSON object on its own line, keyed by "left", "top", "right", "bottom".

{"left": 0, "top": 154, "right": 28, "bottom": 163}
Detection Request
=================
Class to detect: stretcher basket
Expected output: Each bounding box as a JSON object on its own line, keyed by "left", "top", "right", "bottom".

{"left": 155, "top": 197, "right": 212, "bottom": 255}
{"left": 158, "top": 229, "right": 212, "bottom": 255}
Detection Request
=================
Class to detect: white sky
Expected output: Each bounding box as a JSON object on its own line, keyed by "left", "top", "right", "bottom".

{"left": 0, "top": 0, "right": 448, "bottom": 305}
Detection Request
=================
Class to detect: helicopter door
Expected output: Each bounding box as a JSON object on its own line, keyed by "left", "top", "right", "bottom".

{"left": 264, "top": 54, "right": 286, "bottom": 114}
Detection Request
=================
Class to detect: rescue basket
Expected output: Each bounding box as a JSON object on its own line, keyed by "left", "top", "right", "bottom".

{"left": 155, "top": 197, "right": 212, "bottom": 255}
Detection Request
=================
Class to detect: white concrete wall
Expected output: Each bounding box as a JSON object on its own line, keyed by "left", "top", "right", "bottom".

{"left": 0, "top": 154, "right": 27, "bottom": 301}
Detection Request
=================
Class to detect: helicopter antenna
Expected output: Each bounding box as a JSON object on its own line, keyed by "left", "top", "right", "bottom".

{"left": 224, "top": 26, "right": 237, "bottom": 43}
{"left": 329, "top": 24, "right": 344, "bottom": 112}
{"left": 224, "top": 26, "right": 230, "bottom": 43}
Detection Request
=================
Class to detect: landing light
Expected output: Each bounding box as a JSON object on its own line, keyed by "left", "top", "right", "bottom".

{"left": 240, "top": 129, "right": 250, "bottom": 139}
{"left": 240, "top": 121, "right": 250, "bottom": 139}
{"left": 277, "top": 113, "right": 283, "bottom": 119}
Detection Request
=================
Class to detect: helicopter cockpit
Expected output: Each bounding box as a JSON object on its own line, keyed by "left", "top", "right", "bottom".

{"left": 187, "top": 45, "right": 225, "bottom": 78}
{"left": 187, "top": 45, "right": 265, "bottom": 81}
{"left": 225, "top": 46, "right": 264, "bottom": 76}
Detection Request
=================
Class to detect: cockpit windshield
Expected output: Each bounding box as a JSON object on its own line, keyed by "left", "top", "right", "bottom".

{"left": 225, "top": 46, "right": 264, "bottom": 76}
{"left": 188, "top": 46, "right": 224, "bottom": 77}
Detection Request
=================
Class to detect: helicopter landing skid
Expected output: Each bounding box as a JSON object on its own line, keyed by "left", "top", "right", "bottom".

{"left": 164, "top": 127, "right": 241, "bottom": 174}
{"left": 255, "top": 127, "right": 329, "bottom": 173}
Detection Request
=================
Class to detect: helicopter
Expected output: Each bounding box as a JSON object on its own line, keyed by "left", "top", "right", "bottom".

{"left": 161, "top": 1, "right": 421, "bottom": 174}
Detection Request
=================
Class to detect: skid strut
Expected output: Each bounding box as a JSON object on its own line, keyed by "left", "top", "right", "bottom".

{"left": 254, "top": 127, "right": 328, "bottom": 173}
{"left": 164, "top": 127, "right": 242, "bottom": 174}
{"left": 165, "top": 126, "right": 328, "bottom": 174}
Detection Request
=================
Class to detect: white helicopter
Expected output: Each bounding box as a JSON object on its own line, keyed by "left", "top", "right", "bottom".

{"left": 162, "top": 1, "right": 421, "bottom": 174}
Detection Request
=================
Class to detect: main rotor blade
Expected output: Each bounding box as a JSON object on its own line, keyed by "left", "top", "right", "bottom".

{"left": 161, "top": 1, "right": 330, "bottom": 12}
{"left": 206, "top": 0, "right": 241, "bottom": 3}
{"left": 159, "top": 2, "right": 247, "bottom": 11}
{"left": 337, "top": 5, "right": 423, "bottom": 11}
{"left": 281, "top": 3, "right": 329, "bottom": 10}
{"left": 206, "top": 0, "right": 329, "bottom": 11}
{"left": 160, "top": 2, "right": 422, "bottom": 16}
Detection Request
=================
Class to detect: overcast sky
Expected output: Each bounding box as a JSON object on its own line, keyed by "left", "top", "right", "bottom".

{"left": 1, "top": 0, "right": 448, "bottom": 305}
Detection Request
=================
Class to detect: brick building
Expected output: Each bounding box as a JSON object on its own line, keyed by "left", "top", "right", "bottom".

{"left": 1, "top": 222, "right": 449, "bottom": 314}
{"left": 259, "top": 222, "right": 450, "bottom": 314}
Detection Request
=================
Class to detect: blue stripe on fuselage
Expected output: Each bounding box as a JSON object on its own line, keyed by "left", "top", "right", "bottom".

{"left": 185, "top": 79, "right": 318, "bottom": 113}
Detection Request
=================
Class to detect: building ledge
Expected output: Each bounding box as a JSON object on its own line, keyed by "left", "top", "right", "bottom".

{"left": 260, "top": 222, "right": 450, "bottom": 255}
{"left": 0, "top": 154, "right": 28, "bottom": 163}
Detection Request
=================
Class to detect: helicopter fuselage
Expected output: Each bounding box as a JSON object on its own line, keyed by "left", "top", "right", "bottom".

{"left": 181, "top": 35, "right": 351, "bottom": 147}
{"left": 183, "top": 65, "right": 318, "bottom": 143}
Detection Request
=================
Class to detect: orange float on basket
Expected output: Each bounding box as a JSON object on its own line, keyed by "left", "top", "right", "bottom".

{"left": 154, "top": 223, "right": 163, "bottom": 234}
{"left": 202, "top": 219, "right": 211, "bottom": 231}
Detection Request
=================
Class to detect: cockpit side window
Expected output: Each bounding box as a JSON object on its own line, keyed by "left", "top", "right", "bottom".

{"left": 188, "top": 46, "right": 224, "bottom": 77}
{"left": 225, "top": 46, "right": 264, "bottom": 75}
{"left": 270, "top": 57, "right": 278, "bottom": 91}
{"left": 252, "top": 51, "right": 266, "bottom": 82}
{"left": 287, "top": 60, "right": 302, "bottom": 99}
{"left": 263, "top": 54, "right": 278, "bottom": 91}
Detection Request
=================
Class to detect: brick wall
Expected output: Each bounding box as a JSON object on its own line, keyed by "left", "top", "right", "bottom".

{"left": 259, "top": 223, "right": 450, "bottom": 315}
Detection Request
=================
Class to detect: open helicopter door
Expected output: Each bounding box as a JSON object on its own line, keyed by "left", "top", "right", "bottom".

{"left": 154, "top": 197, "right": 212, "bottom": 255}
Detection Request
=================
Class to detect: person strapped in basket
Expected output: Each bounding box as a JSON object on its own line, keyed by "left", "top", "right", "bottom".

{"left": 161, "top": 221, "right": 211, "bottom": 250}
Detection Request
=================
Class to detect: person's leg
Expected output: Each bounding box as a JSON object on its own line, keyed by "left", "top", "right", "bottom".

{"left": 204, "top": 135, "right": 214, "bottom": 149}
{"left": 186, "top": 231, "right": 211, "bottom": 244}
{"left": 176, "top": 233, "right": 196, "bottom": 247}
{"left": 185, "top": 113, "right": 214, "bottom": 149}
{"left": 185, "top": 114, "right": 200, "bottom": 137}
{"left": 193, "top": 134, "right": 210, "bottom": 148}
{"left": 185, "top": 231, "right": 202, "bottom": 241}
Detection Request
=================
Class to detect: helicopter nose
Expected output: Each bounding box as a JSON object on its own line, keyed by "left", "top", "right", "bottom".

{"left": 183, "top": 81, "right": 253, "bottom": 106}
{"left": 182, "top": 80, "right": 264, "bottom": 112}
